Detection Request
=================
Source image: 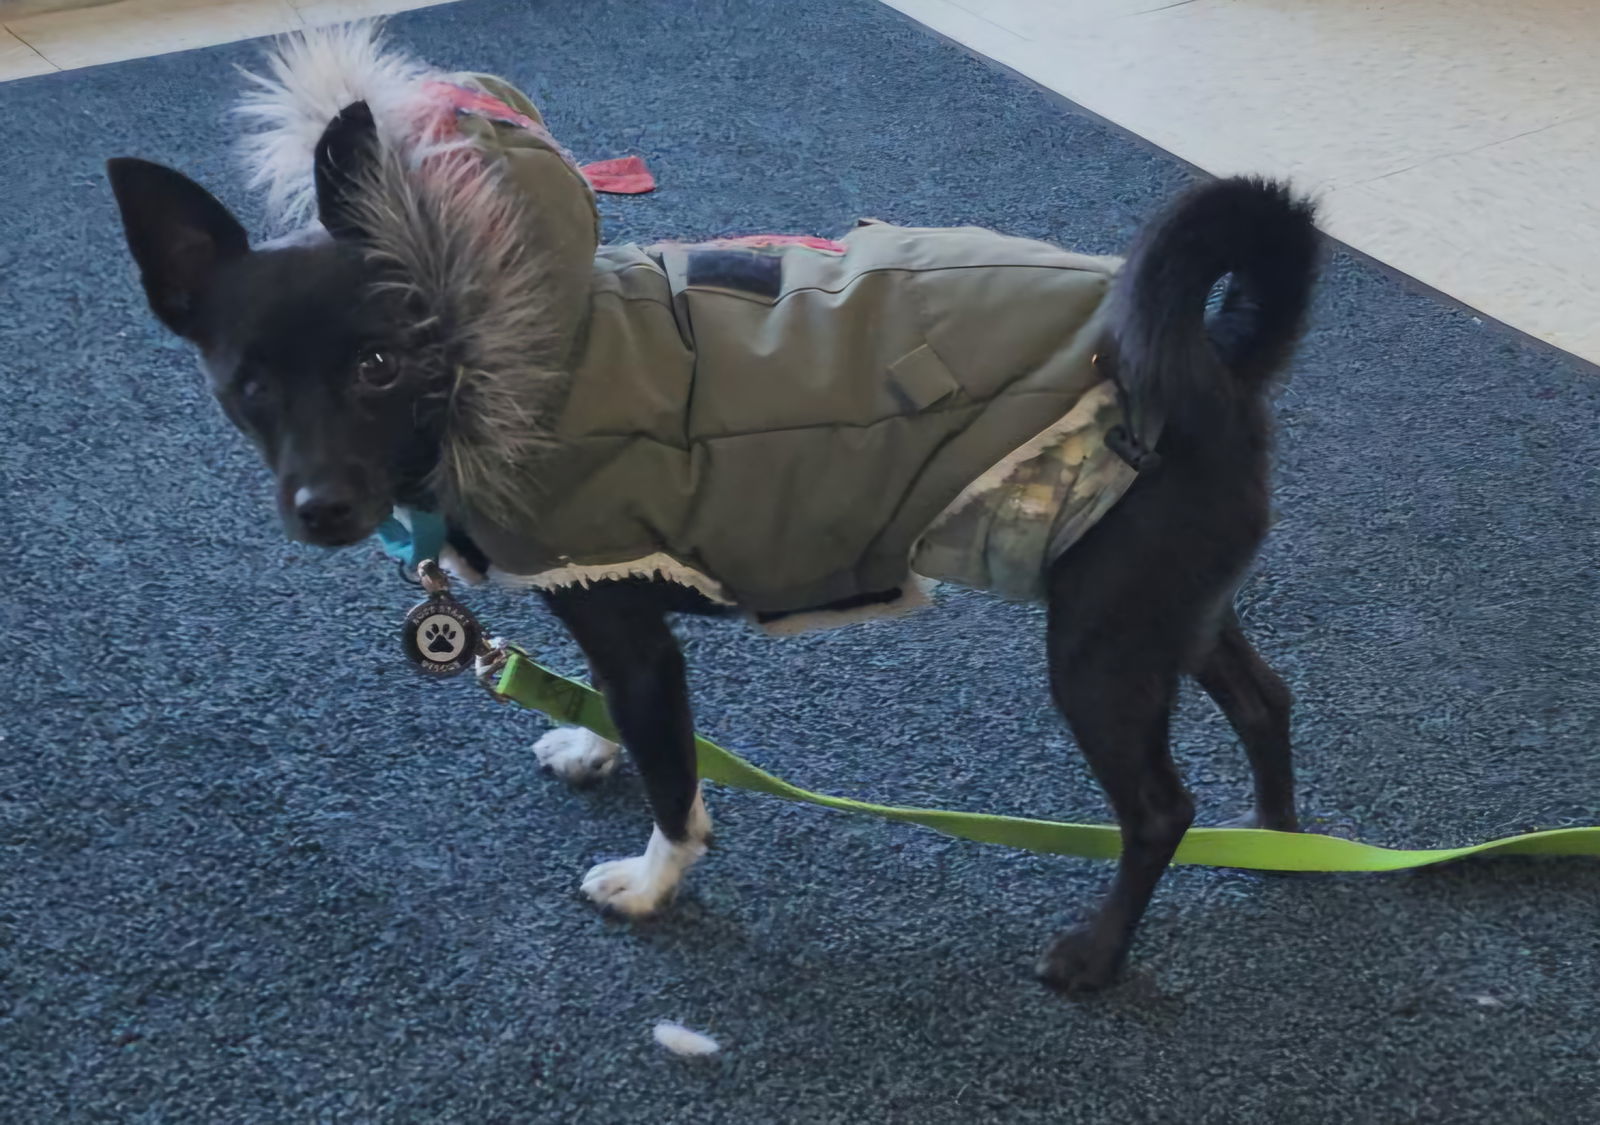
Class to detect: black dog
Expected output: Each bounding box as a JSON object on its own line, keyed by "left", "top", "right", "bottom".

{"left": 108, "top": 135, "right": 1318, "bottom": 993}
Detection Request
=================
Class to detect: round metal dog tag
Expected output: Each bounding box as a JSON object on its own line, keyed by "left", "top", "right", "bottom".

{"left": 401, "top": 593, "right": 482, "bottom": 677}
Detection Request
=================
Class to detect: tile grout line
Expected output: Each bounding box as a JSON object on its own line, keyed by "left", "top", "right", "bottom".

{"left": 941, "top": 0, "right": 1202, "bottom": 52}
{"left": 1131, "top": 0, "right": 1201, "bottom": 15}
{"left": 4, "top": 23, "right": 61, "bottom": 70}
{"left": 922, "top": 1, "right": 1029, "bottom": 43}
{"left": 1343, "top": 110, "right": 1600, "bottom": 192}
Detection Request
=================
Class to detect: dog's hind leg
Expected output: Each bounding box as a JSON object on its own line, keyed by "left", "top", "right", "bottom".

{"left": 1037, "top": 550, "right": 1199, "bottom": 995}
{"left": 542, "top": 581, "right": 711, "bottom": 917}
{"left": 1030, "top": 176, "right": 1314, "bottom": 991}
{"left": 1194, "top": 610, "right": 1298, "bottom": 832}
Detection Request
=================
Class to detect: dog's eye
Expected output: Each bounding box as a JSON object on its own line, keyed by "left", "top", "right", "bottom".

{"left": 354, "top": 350, "right": 400, "bottom": 391}
{"left": 239, "top": 377, "right": 267, "bottom": 403}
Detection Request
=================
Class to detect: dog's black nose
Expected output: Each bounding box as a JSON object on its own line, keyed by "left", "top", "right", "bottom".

{"left": 294, "top": 487, "right": 359, "bottom": 541}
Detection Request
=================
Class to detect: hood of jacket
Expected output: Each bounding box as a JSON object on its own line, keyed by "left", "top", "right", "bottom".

{"left": 234, "top": 23, "right": 599, "bottom": 530}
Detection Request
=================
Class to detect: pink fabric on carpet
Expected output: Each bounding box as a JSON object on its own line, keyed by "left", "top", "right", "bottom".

{"left": 578, "top": 156, "right": 656, "bottom": 195}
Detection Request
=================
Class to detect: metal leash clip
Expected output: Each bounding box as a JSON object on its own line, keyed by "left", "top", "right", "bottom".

{"left": 473, "top": 636, "right": 525, "bottom": 704}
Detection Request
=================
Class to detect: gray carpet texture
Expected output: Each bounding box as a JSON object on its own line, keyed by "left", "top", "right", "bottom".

{"left": 2, "top": 0, "right": 1598, "bottom": 1120}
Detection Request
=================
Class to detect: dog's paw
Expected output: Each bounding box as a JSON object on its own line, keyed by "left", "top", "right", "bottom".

{"left": 533, "top": 728, "right": 620, "bottom": 786}
{"left": 1036, "top": 925, "right": 1123, "bottom": 996}
{"left": 581, "top": 854, "right": 682, "bottom": 917}
{"left": 582, "top": 799, "right": 711, "bottom": 918}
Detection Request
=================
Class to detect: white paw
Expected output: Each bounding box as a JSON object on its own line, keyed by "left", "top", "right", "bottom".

{"left": 582, "top": 794, "right": 712, "bottom": 917}
{"left": 582, "top": 853, "right": 683, "bottom": 916}
{"left": 533, "top": 727, "right": 620, "bottom": 785}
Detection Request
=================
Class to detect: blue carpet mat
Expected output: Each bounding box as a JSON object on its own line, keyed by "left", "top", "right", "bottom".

{"left": 2, "top": 1, "right": 1597, "bottom": 1120}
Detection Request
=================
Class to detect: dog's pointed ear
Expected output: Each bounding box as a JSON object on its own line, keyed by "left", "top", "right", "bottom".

{"left": 315, "top": 100, "right": 381, "bottom": 241}
{"left": 107, "top": 157, "right": 249, "bottom": 340}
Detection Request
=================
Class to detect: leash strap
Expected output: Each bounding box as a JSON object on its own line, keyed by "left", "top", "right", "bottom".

{"left": 491, "top": 653, "right": 1600, "bottom": 873}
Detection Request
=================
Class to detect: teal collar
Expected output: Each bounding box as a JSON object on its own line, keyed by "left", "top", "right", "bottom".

{"left": 375, "top": 507, "right": 449, "bottom": 570}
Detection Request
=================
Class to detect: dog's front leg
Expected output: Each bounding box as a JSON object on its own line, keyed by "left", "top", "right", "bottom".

{"left": 541, "top": 581, "right": 711, "bottom": 917}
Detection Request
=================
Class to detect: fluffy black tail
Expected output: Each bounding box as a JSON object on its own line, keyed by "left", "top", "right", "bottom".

{"left": 1106, "top": 176, "right": 1320, "bottom": 442}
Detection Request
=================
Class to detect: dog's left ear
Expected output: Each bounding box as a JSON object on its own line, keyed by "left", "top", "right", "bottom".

{"left": 315, "top": 100, "right": 382, "bottom": 240}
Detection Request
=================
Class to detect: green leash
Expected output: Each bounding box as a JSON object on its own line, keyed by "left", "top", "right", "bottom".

{"left": 492, "top": 652, "right": 1600, "bottom": 873}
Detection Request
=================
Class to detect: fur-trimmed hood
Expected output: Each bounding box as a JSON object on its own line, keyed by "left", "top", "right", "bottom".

{"left": 235, "top": 23, "right": 600, "bottom": 528}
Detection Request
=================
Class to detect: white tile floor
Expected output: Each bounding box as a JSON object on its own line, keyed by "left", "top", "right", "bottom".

{"left": 2, "top": 0, "right": 1595, "bottom": 364}
{"left": 1, "top": 0, "right": 455, "bottom": 72}
{"left": 883, "top": 0, "right": 1600, "bottom": 365}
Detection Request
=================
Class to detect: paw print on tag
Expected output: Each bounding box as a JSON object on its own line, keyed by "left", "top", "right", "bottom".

{"left": 425, "top": 620, "right": 459, "bottom": 655}
{"left": 412, "top": 611, "right": 467, "bottom": 664}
